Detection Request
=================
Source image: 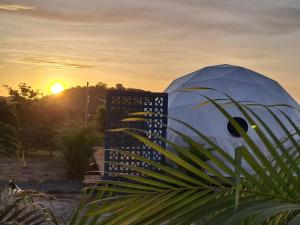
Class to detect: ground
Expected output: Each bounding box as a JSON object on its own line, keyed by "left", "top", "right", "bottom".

{"left": 0, "top": 152, "right": 67, "bottom": 182}
{"left": 0, "top": 152, "right": 83, "bottom": 224}
{"left": 39, "top": 194, "right": 81, "bottom": 224}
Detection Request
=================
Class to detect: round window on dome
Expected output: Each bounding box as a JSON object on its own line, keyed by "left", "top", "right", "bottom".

{"left": 227, "top": 117, "right": 248, "bottom": 138}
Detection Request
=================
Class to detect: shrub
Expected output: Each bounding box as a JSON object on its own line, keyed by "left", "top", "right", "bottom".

{"left": 58, "top": 124, "right": 103, "bottom": 180}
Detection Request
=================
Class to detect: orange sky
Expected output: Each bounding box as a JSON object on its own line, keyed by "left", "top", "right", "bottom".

{"left": 1, "top": 0, "right": 300, "bottom": 101}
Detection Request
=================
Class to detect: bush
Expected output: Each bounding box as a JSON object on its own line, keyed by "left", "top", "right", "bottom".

{"left": 58, "top": 124, "right": 103, "bottom": 180}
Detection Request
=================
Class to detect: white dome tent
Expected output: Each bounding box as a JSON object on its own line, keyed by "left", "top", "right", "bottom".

{"left": 165, "top": 64, "right": 300, "bottom": 174}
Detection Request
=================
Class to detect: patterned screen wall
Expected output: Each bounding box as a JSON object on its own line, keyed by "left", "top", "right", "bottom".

{"left": 104, "top": 90, "right": 168, "bottom": 179}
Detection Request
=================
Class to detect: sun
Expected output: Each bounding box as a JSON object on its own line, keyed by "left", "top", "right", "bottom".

{"left": 50, "top": 83, "right": 65, "bottom": 94}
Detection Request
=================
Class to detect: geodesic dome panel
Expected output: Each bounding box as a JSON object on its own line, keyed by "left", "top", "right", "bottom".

{"left": 165, "top": 64, "right": 300, "bottom": 174}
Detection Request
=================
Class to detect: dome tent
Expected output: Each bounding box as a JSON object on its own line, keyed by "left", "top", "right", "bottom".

{"left": 165, "top": 64, "right": 300, "bottom": 174}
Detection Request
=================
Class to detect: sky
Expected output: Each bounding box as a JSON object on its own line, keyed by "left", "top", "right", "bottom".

{"left": 0, "top": 0, "right": 300, "bottom": 100}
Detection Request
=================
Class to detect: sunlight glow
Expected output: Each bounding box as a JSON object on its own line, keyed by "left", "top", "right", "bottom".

{"left": 50, "top": 82, "right": 65, "bottom": 94}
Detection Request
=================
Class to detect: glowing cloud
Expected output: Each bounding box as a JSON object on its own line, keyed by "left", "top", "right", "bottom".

{"left": 21, "top": 57, "right": 95, "bottom": 70}
{"left": 0, "top": 4, "right": 36, "bottom": 11}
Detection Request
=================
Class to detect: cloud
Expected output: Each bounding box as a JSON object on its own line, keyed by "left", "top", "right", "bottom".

{"left": 0, "top": 4, "right": 35, "bottom": 11}
{"left": 165, "top": 0, "right": 300, "bottom": 35}
{"left": 0, "top": 0, "right": 298, "bottom": 37}
{"left": 0, "top": 0, "right": 151, "bottom": 23}
{"left": 8, "top": 7, "right": 151, "bottom": 24}
{"left": 19, "top": 56, "right": 96, "bottom": 69}
{"left": 3, "top": 0, "right": 299, "bottom": 37}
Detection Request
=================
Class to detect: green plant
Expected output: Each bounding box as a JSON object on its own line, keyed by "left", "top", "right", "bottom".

{"left": 70, "top": 92, "right": 300, "bottom": 224}
{"left": 0, "top": 100, "right": 21, "bottom": 160}
{"left": 4, "top": 84, "right": 40, "bottom": 151}
{"left": 0, "top": 185, "right": 58, "bottom": 225}
{"left": 59, "top": 124, "right": 103, "bottom": 180}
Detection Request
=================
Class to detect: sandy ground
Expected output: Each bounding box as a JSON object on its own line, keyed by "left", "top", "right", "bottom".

{"left": 39, "top": 194, "right": 81, "bottom": 225}
{"left": 0, "top": 154, "right": 67, "bottom": 182}
{"left": 0, "top": 151, "right": 106, "bottom": 224}
{"left": 0, "top": 154, "right": 82, "bottom": 224}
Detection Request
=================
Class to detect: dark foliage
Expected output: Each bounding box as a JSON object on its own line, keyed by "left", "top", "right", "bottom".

{"left": 58, "top": 124, "right": 103, "bottom": 180}
{"left": 2, "top": 82, "right": 144, "bottom": 154}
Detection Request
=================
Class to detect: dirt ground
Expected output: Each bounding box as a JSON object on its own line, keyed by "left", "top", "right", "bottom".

{"left": 0, "top": 153, "right": 82, "bottom": 224}
{"left": 0, "top": 150, "right": 106, "bottom": 223}
{"left": 0, "top": 153, "right": 67, "bottom": 182}
{"left": 40, "top": 194, "right": 81, "bottom": 225}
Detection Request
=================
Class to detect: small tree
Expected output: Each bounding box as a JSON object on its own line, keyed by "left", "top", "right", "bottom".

{"left": 0, "top": 100, "right": 20, "bottom": 159}
{"left": 4, "top": 83, "right": 41, "bottom": 163}
{"left": 96, "top": 82, "right": 108, "bottom": 89}
{"left": 115, "top": 83, "right": 126, "bottom": 90}
{"left": 58, "top": 124, "right": 102, "bottom": 180}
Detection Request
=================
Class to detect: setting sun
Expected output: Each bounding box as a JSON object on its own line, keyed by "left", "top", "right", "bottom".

{"left": 50, "top": 83, "right": 65, "bottom": 94}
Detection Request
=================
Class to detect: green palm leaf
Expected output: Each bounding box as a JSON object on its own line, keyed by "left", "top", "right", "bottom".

{"left": 71, "top": 90, "right": 300, "bottom": 225}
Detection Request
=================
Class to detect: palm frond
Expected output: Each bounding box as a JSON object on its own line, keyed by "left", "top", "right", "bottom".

{"left": 0, "top": 187, "right": 58, "bottom": 225}
{"left": 72, "top": 92, "right": 300, "bottom": 225}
